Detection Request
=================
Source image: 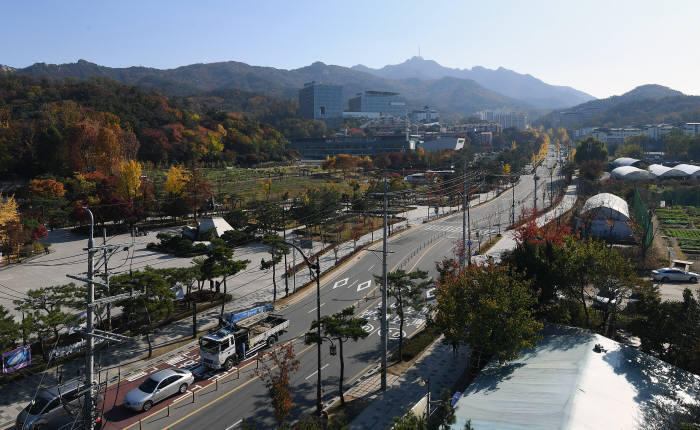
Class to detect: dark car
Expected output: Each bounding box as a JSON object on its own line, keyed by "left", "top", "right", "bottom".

{"left": 16, "top": 380, "right": 101, "bottom": 430}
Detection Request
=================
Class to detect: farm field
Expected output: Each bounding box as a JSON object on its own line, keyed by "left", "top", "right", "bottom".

{"left": 660, "top": 206, "right": 700, "bottom": 253}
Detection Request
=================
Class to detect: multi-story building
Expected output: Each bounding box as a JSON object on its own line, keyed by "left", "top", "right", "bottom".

{"left": 683, "top": 122, "right": 700, "bottom": 137}
{"left": 287, "top": 135, "right": 409, "bottom": 159}
{"left": 477, "top": 110, "right": 529, "bottom": 130}
{"left": 348, "top": 90, "right": 407, "bottom": 118}
{"left": 410, "top": 106, "right": 439, "bottom": 123}
{"left": 298, "top": 81, "right": 343, "bottom": 120}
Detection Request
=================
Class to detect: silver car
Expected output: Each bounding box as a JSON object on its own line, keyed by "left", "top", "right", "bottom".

{"left": 651, "top": 267, "right": 699, "bottom": 283}
{"left": 124, "top": 368, "right": 194, "bottom": 412}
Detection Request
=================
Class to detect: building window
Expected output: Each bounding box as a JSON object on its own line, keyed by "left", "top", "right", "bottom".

{"left": 319, "top": 106, "right": 326, "bottom": 116}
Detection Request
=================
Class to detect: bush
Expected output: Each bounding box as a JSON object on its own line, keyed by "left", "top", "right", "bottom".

{"left": 392, "top": 325, "right": 440, "bottom": 361}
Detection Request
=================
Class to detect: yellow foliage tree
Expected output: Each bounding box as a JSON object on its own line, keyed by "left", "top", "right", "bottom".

{"left": 117, "top": 160, "right": 143, "bottom": 200}
{"left": 0, "top": 194, "right": 20, "bottom": 244}
{"left": 164, "top": 165, "right": 189, "bottom": 195}
{"left": 503, "top": 164, "right": 511, "bottom": 175}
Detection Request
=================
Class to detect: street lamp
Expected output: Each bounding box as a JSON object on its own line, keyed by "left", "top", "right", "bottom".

{"left": 283, "top": 240, "right": 323, "bottom": 417}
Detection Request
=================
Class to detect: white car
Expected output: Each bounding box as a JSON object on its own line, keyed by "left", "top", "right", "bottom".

{"left": 651, "top": 268, "right": 699, "bottom": 283}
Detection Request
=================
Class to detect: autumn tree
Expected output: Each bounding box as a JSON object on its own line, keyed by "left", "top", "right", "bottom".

{"left": 117, "top": 159, "right": 143, "bottom": 201}
{"left": 256, "top": 343, "right": 300, "bottom": 424}
{"left": 374, "top": 269, "right": 431, "bottom": 361}
{"left": 164, "top": 165, "right": 189, "bottom": 196}
{"left": 433, "top": 262, "right": 542, "bottom": 376}
{"left": 0, "top": 194, "right": 24, "bottom": 258}
{"left": 309, "top": 306, "right": 368, "bottom": 405}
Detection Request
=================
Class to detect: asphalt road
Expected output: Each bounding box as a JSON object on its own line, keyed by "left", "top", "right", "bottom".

{"left": 107, "top": 154, "right": 562, "bottom": 430}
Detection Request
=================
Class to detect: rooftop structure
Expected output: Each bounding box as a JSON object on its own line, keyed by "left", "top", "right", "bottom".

{"left": 451, "top": 325, "right": 700, "bottom": 429}
{"left": 648, "top": 164, "right": 688, "bottom": 178}
{"left": 612, "top": 157, "right": 641, "bottom": 167}
{"left": 610, "top": 166, "right": 655, "bottom": 180}
{"left": 199, "top": 217, "right": 234, "bottom": 238}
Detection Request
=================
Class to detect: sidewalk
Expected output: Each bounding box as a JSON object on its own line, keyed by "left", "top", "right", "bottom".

{"left": 477, "top": 177, "right": 578, "bottom": 264}
{"left": 348, "top": 337, "right": 470, "bottom": 430}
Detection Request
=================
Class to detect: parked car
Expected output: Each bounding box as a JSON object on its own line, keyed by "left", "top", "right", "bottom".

{"left": 651, "top": 267, "right": 699, "bottom": 283}
{"left": 124, "top": 368, "right": 194, "bottom": 412}
{"left": 16, "top": 380, "right": 99, "bottom": 430}
{"left": 593, "top": 290, "right": 617, "bottom": 309}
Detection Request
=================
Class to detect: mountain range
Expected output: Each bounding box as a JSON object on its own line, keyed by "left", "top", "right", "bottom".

{"left": 352, "top": 56, "right": 595, "bottom": 109}
{"left": 536, "top": 84, "right": 700, "bottom": 128}
{"left": 3, "top": 58, "right": 594, "bottom": 118}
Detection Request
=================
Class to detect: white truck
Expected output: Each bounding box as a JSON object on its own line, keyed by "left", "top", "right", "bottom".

{"left": 199, "top": 304, "right": 289, "bottom": 370}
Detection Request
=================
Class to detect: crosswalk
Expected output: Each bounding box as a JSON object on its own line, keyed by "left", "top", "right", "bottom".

{"left": 424, "top": 224, "right": 498, "bottom": 236}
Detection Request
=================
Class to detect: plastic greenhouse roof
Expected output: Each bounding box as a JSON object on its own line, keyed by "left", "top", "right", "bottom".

{"left": 613, "top": 157, "right": 640, "bottom": 167}
{"left": 581, "top": 193, "right": 630, "bottom": 220}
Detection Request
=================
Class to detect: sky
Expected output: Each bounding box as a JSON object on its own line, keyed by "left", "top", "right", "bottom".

{"left": 3, "top": 0, "right": 699, "bottom": 99}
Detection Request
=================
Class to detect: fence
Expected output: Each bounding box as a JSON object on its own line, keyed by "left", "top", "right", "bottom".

{"left": 632, "top": 188, "right": 654, "bottom": 250}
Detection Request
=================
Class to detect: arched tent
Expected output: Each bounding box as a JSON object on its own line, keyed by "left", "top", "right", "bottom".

{"left": 579, "top": 193, "right": 633, "bottom": 240}
{"left": 613, "top": 157, "right": 641, "bottom": 167}
{"left": 648, "top": 164, "right": 688, "bottom": 178}
{"left": 610, "top": 166, "right": 655, "bottom": 180}
{"left": 673, "top": 164, "right": 700, "bottom": 179}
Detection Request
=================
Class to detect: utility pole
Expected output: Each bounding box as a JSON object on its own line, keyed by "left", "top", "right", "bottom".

{"left": 461, "top": 160, "right": 467, "bottom": 269}
{"left": 102, "top": 228, "right": 111, "bottom": 330}
{"left": 85, "top": 210, "right": 96, "bottom": 430}
{"left": 533, "top": 174, "right": 539, "bottom": 210}
{"left": 467, "top": 181, "right": 472, "bottom": 268}
{"left": 68, "top": 208, "right": 141, "bottom": 430}
{"left": 381, "top": 175, "right": 388, "bottom": 391}
{"left": 511, "top": 177, "right": 516, "bottom": 226}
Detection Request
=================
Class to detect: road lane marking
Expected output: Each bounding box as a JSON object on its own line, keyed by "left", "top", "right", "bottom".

{"left": 332, "top": 278, "right": 348, "bottom": 289}
{"left": 159, "top": 343, "right": 316, "bottom": 430}
{"left": 225, "top": 419, "right": 242, "bottom": 429}
{"left": 126, "top": 371, "right": 147, "bottom": 382}
{"left": 408, "top": 237, "right": 445, "bottom": 273}
{"left": 305, "top": 363, "right": 330, "bottom": 380}
{"left": 367, "top": 264, "right": 375, "bottom": 271}
{"left": 357, "top": 280, "right": 372, "bottom": 292}
{"left": 307, "top": 303, "right": 326, "bottom": 314}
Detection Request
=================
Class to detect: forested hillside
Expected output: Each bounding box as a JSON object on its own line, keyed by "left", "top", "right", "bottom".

{"left": 0, "top": 73, "right": 293, "bottom": 178}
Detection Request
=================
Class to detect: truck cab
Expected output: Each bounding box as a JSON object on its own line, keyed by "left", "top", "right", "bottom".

{"left": 199, "top": 304, "right": 288, "bottom": 370}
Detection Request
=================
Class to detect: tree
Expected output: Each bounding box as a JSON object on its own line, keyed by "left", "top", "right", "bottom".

{"left": 0, "top": 305, "right": 20, "bottom": 353}
{"left": 433, "top": 262, "right": 542, "bottom": 376}
{"left": 164, "top": 165, "right": 189, "bottom": 195}
{"left": 184, "top": 169, "right": 213, "bottom": 220}
{"left": 117, "top": 159, "right": 143, "bottom": 201}
{"left": 110, "top": 268, "right": 175, "bottom": 358}
{"left": 260, "top": 234, "right": 289, "bottom": 300}
{"left": 432, "top": 388, "right": 457, "bottom": 429}
{"left": 256, "top": 343, "right": 300, "bottom": 424}
{"left": 198, "top": 238, "right": 249, "bottom": 321}
{"left": 309, "top": 306, "right": 368, "bottom": 405}
{"left": 374, "top": 270, "right": 431, "bottom": 361}
{"left": 615, "top": 142, "right": 644, "bottom": 159}
{"left": 0, "top": 193, "right": 20, "bottom": 246}
{"left": 13, "top": 283, "right": 84, "bottom": 360}
{"left": 579, "top": 159, "right": 604, "bottom": 180}
{"left": 574, "top": 137, "right": 608, "bottom": 165}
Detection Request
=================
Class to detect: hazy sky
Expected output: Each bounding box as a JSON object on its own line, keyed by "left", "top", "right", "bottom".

{"left": 3, "top": 0, "right": 698, "bottom": 99}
